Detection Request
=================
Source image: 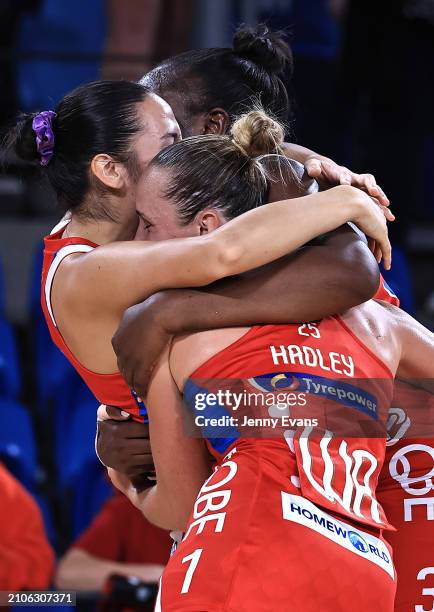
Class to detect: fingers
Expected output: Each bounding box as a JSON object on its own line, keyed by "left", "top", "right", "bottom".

{"left": 131, "top": 473, "right": 156, "bottom": 492}
{"left": 375, "top": 186, "right": 389, "bottom": 207}
{"left": 355, "top": 173, "right": 390, "bottom": 207}
{"left": 132, "top": 367, "right": 154, "bottom": 400}
{"left": 122, "top": 438, "right": 152, "bottom": 455}
{"left": 365, "top": 177, "right": 390, "bottom": 207}
{"left": 381, "top": 206, "right": 395, "bottom": 222}
{"left": 123, "top": 455, "right": 155, "bottom": 478}
{"left": 97, "top": 404, "right": 131, "bottom": 422}
{"left": 377, "top": 232, "right": 392, "bottom": 270}
{"left": 369, "top": 235, "right": 391, "bottom": 270}
{"left": 367, "top": 238, "right": 376, "bottom": 255}
{"left": 337, "top": 168, "right": 352, "bottom": 185}
{"left": 304, "top": 158, "right": 323, "bottom": 178}
{"left": 117, "top": 356, "right": 134, "bottom": 390}
{"left": 128, "top": 453, "right": 154, "bottom": 470}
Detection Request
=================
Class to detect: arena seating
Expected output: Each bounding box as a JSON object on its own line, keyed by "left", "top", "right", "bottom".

{"left": 0, "top": 246, "right": 112, "bottom": 551}
{"left": 0, "top": 317, "right": 21, "bottom": 401}
{"left": 0, "top": 399, "right": 38, "bottom": 491}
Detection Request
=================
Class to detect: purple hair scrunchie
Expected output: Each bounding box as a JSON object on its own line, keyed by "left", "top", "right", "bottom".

{"left": 32, "top": 111, "right": 57, "bottom": 166}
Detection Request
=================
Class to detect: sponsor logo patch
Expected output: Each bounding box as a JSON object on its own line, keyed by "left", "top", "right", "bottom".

{"left": 281, "top": 492, "right": 395, "bottom": 579}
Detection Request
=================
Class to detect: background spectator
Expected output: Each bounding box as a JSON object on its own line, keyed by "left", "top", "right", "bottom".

{"left": 0, "top": 463, "right": 54, "bottom": 589}
{"left": 55, "top": 493, "right": 171, "bottom": 592}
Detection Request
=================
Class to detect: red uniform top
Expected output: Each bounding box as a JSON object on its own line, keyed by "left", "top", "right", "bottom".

{"left": 184, "top": 316, "right": 395, "bottom": 532}
{"left": 375, "top": 274, "right": 400, "bottom": 308}
{"left": 41, "top": 223, "right": 397, "bottom": 426}
{"left": 74, "top": 493, "right": 171, "bottom": 564}
{"left": 377, "top": 382, "right": 434, "bottom": 610}
{"left": 0, "top": 464, "right": 54, "bottom": 590}
{"left": 41, "top": 224, "right": 146, "bottom": 421}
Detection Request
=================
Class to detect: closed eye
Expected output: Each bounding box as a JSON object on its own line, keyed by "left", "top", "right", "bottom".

{"left": 137, "top": 212, "right": 152, "bottom": 230}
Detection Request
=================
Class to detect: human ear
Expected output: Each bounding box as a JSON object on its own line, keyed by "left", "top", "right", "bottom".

{"left": 90, "top": 154, "right": 127, "bottom": 190}
{"left": 203, "top": 108, "right": 230, "bottom": 135}
{"left": 196, "top": 209, "right": 226, "bottom": 234}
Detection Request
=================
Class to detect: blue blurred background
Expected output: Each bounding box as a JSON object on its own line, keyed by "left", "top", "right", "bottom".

{"left": 0, "top": 0, "right": 432, "bottom": 600}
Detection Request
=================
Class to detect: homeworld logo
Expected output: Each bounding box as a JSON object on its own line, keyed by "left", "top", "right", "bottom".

{"left": 281, "top": 492, "right": 395, "bottom": 579}
{"left": 348, "top": 531, "right": 368, "bottom": 553}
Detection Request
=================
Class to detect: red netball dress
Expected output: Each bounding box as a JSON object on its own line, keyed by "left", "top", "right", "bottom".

{"left": 41, "top": 222, "right": 146, "bottom": 420}
{"left": 159, "top": 317, "right": 396, "bottom": 612}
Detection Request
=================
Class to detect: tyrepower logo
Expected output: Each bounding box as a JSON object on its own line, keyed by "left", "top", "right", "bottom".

{"left": 281, "top": 493, "right": 395, "bottom": 579}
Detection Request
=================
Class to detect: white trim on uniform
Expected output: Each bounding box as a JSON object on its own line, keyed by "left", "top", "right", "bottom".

{"left": 154, "top": 577, "right": 163, "bottom": 611}
{"left": 49, "top": 214, "right": 71, "bottom": 235}
{"left": 44, "top": 244, "right": 94, "bottom": 327}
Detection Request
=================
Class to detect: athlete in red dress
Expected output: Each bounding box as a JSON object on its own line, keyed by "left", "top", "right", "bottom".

{"left": 371, "top": 280, "right": 434, "bottom": 611}
{"left": 111, "top": 296, "right": 433, "bottom": 611}
{"left": 41, "top": 219, "right": 147, "bottom": 421}
{"left": 378, "top": 381, "right": 434, "bottom": 612}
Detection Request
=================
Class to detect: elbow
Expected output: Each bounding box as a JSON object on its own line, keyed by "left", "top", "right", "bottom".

{"left": 354, "top": 250, "right": 380, "bottom": 303}
{"left": 341, "top": 250, "right": 380, "bottom": 307}
{"left": 207, "top": 234, "right": 245, "bottom": 282}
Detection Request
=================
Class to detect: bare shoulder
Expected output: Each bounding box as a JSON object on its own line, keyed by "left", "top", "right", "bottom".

{"left": 170, "top": 328, "right": 249, "bottom": 390}
{"left": 376, "top": 300, "right": 433, "bottom": 340}
{"left": 342, "top": 299, "right": 398, "bottom": 337}
{"left": 340, "top": 300, "right": 402, "bottom": 375}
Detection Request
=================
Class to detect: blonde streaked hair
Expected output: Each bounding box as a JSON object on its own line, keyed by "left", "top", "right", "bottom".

{"left": 149, "top": 107, "right": 300, "bottom": 224}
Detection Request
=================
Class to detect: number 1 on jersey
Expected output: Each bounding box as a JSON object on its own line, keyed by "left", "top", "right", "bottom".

{"left": 181, "top": 548, "right": 203, "bottom": 593}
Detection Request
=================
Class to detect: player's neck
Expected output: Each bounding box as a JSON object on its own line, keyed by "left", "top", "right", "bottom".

{"left": 64, "top": 210, "right": 137, "bottom": 244}
{"left": 63, "top": 192, "right": 138, "bottom": 244}
{"left": 64, "top": 218, "right": 136, "bottom": 244}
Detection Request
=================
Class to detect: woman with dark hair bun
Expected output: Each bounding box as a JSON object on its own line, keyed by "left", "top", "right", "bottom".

{"left": 142, "top": 23, "right": 293, "bottom": 132}
{"left": 5, "top": 80, "right": 390, "bottom": 442}
{"left": 141, "top": 24, "right": 389, "bottom": 206}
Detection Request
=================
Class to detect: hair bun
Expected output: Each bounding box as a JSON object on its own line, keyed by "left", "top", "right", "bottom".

{"left": 5, "top": 113, "right": 40, "bottom": 164}
{"left": 233, "top": 24, "right": 293, "bottom": 75}
{"left": 231, "top": 108, "right": 285, "bottom": 158}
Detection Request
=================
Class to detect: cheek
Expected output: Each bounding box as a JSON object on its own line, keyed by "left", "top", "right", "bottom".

{"left": 149, "top": 221, "right": 198, "bottom": 241}
{"left": 134, "top": 221, "right": 148, "bottom": 241}
{"left": 134, "top": 134, "right": 164, "bottom": 167}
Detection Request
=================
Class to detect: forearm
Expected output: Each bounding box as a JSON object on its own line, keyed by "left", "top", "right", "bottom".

{"left": 152, "top": 230, "right": 379, "bottom": 334}
{"left": 56, "top": 549, "right": 163, "bottom": 591}
{"left": 132, "top": 485, "right": 193, "bottom": 531}
{"left": 281, "top": 142, "right": 332, "bottom": 166}
{"left": 210, "top": 185, "right": 361, "bottom": 276}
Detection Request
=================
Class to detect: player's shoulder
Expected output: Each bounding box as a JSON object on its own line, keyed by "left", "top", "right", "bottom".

{"left": 373, "top": 298, "right": 401, "bottom": 315}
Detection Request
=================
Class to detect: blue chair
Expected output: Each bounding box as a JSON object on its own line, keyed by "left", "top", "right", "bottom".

{"left": 56, "top": 387, "right": 112, "bottom": 537}
{"left": 0, "top": 400, "right": 38, "bottom": 491}
{"left": 0, "top": 318, "right": 21, "bottom": 401}
{"left": 55, "top": 382, "right": 97, "bottom": 487}
{"left": 0, "top": 258, "right": 5, "bottom": 315}
{"left": 30, "top": 244, "right": 82, "bottom": 413}
{"left": 0, "top": 256, "right": 21, "bottom": 401}
{"left": 68, "top": 459, "right": 113, "bottom": 539}
{"left": 17, "top": 0, "right": 106, "bottom": 111}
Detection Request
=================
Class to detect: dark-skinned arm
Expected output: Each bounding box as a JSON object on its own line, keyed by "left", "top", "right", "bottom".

{"left": 281, "top": 142, "right": 389, "bottom": 206}
{"left": 112, "top": 224, "right": 379, "bottom": 397}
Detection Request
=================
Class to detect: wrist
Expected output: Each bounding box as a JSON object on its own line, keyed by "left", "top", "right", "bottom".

{"left": 143, "top": 289, "right": 188, "bottom": 335}
{"left": 329, "top": 185, "right": 362, "bottom": 223}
